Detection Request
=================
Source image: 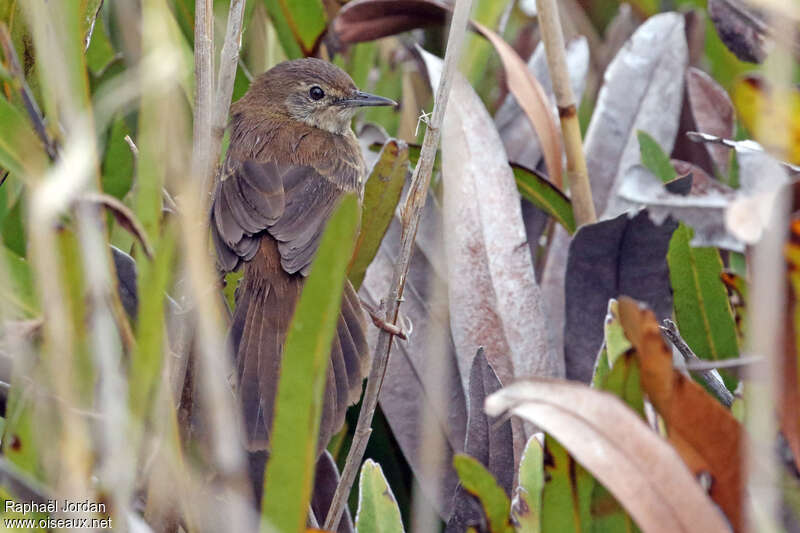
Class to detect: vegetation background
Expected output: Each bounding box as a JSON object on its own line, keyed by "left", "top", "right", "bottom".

{"left": 0, "top": 0, "right": 798, "bottom": 532}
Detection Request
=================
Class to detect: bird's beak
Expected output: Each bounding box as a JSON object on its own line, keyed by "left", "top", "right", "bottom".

{"left": 340, "top": 90, "right": 397, "bottom": 108}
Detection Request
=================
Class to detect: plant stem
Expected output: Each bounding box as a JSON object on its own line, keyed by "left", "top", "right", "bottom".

{"left": 192, "top": 0, "right": 214, "bottom": 199}
{"left": 536, "top": 0, "right": 596, "bottom": 227}
{"left": 660, "top": 320, "right": 734, "bottom": 408}
{"left": 322, "top": 0, "right": 474, "bottom": 528}
{"left": 208, "top": 0, "right": 247, "bottom": 201}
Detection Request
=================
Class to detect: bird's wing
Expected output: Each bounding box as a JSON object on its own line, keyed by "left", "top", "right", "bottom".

{"left": 211, "top": 154, "right": 356, "bottom": 275}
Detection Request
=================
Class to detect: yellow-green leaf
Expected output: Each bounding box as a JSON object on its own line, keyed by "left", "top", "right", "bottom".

{"left": 453, "top": 454, "right": 514, "bottom": 533}
{"left": 348, "top": 139, "right": 408, "bottom": 289}
{"left": 667, "top": 223, "right": 739, "bottom": 388}
{"left": 354, "top": 459, "right": 405, "bottom": 533}
{"left": 261, "top": 194, "right": 360, "bottom": 533}
{"left": 514, "top": 436, "right": 543, "bottom": 533}
{"left": 512, "top": 163, "right": 575, "bottom": 234}
{"left": 732, "top": 74, "right": 800, "bottom": 164}
{"left": 263, "top": 0, "right": 327, "bottom": 58}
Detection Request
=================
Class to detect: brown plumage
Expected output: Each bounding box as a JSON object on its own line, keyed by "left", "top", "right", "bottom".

{"left": 211, "top": 58, "right": 396, "bottom": 452}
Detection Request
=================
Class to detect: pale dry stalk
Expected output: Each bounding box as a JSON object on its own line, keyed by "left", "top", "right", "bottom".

{"left": 536, "top": 0, "right": 596, "bottom": 226}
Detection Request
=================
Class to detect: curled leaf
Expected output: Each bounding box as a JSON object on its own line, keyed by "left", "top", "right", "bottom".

{"left": 82, "top": 192, "right": 154, "bottom": 259}
{"left": 485, "top": 380, "right": 730, "bottom": 533}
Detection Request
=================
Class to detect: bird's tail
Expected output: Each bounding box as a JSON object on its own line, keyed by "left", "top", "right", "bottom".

{"left": 229, "top": 237, "right": 370, "bottom": 452}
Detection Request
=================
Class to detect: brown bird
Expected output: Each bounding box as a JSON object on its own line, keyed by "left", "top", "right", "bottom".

{"left": 210, "top": 58, "right": 396, "bottom": 455}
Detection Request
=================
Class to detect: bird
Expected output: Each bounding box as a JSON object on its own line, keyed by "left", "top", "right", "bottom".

{"left": 210, "top": 58, "right": 397, "bottom": 457}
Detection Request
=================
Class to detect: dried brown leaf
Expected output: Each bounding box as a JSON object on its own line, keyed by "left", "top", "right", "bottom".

{"left": 485, "top": 380, "right": 730, "bottom": 533}
{"left": 618, "top": 296, "right": 744, "bottom": 532}
{"left": 471, "top": 21, "right": 563, "bottom": 190}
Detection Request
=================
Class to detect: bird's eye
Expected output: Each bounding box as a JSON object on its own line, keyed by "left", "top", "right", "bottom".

{"left": 309, "top": 86, "right": 325, "bottom": 101}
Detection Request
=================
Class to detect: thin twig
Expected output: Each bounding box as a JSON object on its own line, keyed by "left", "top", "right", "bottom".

{"left": 660, "top": 319, "right": 734, "bottom": 408}
{"left": 192, "top": 0, "right": 214, "bottom": 195}
{"left": 207, "top": 0, "right": 247, "bottom": 201}
{"left": 322, "top": 0, "right": 474, "bottom": 529}
{"left": 174, "top": 0, "right": 247, "bottom": 452}
{"left": 535, "top": 0, "right": 596, "bottom": 227}
{"left": 684, "top": 355, "right": 764, "bottom": 371}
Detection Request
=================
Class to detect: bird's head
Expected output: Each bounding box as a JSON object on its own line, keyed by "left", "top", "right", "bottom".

{"left": 238, "top": 58, "right": 397, "bottom": 135}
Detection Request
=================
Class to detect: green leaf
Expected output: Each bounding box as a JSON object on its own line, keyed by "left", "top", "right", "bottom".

{"left": 362, "top": 55, "right": 402, "bottom": 134}
{"left": 591, "top": 299, "right": 634, "bottom": 388}
{"left": 0, "top": 245, "right": 37, "bottom": 316}
{"left": 461, "top": 0, "right": 511, "bottom": 85}
{"left": 0, "top": 95, "right": 48, "bottom": 179}
{"left": 262, "top": 0, "right": 327, "bottom": 59}
{"left": 515, "top": 436, "right": 544, "bottom": 533}
{"left": 129, "top": 227, "right": 177, "bottom": 420}
{"left": 403, "top": 143, "right": 441, "bottom": 176}
{"left": 223, "top": 270, "right": 242, "bottom": 312}
{"left": 167, "top": 0, "right": 195, "bottom": 44}
{"left": 261, "top": 194, "right": 360, "bottom": 533}
{"left": 2, "top": 386, "right": 42, "bottom": 486}
{"left": 604, "top": 300, "right": 632, "bottom": 368}
{"left": 637, "top": 130, "right": 676, "bottom": 184}
{"left": 354, "top": 459, "right": 405, "bottom": 533}
{"left": 347, "top": 42, "right": 378, "bottom": 92}
{"left": 541, "top": 437, "right": 593, "bottom": 533}
{"left": 589, "top": 484, "right": 641, "bottom": 533}
{"left": 586, "top": 302, "right": 642, "bottom": 532}
{"left": 453, "top": 454, "right": 514, "bottom": 533}
{"left": 101, "top": 116, "right": 134, "bottom": 199}
{"left": 1, "top": 192, "right": 25, "bottom": 257}
{"left": 348, "top": 139, "right": 408, "bottom": 289}
{"left": 81, "top": 0, "right": 104, "bottom": 49}
{"left": 667, "top": 223, "right": 739, "bottom": 369}
{"left": 512, "top": 163, "right": 576, "bottom": 235}
{"left": 86, "top": 14, "right": 117, "bottom": 76}
{"left": 600, "top": 354, "right": 645, "bottom": 418}
{"left": 0, "top": 486, "right": 47, "bottom": 532}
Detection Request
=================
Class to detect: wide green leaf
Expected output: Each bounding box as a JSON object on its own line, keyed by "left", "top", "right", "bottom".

{"left": 262, "top": 0, "right": 327, "bottom": 59}
{"left": 541, "top": 437, "right": 593, "bottom": 533}
{"left": 637, "top": 130, "right": 676, "bottom": 184}
{"left": 667, "top": 223, "right": 739, "bottom": 368}
{"left": 512, "top": 164, "right": 576, "bottom": 234}
{"left": 348, "top": 139, "right": 408, "bottom": 289}
{"left": 453, "top": 454, "right": 514, "bottom": 533}
{"left": 261, "top": 194, "right": 360, "bottom": 533}
{"left": 354, "top": 459, "right": 405, "bottom": 533}
{"left": 514, "top": 436, "right": 544, "bottom": 533}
